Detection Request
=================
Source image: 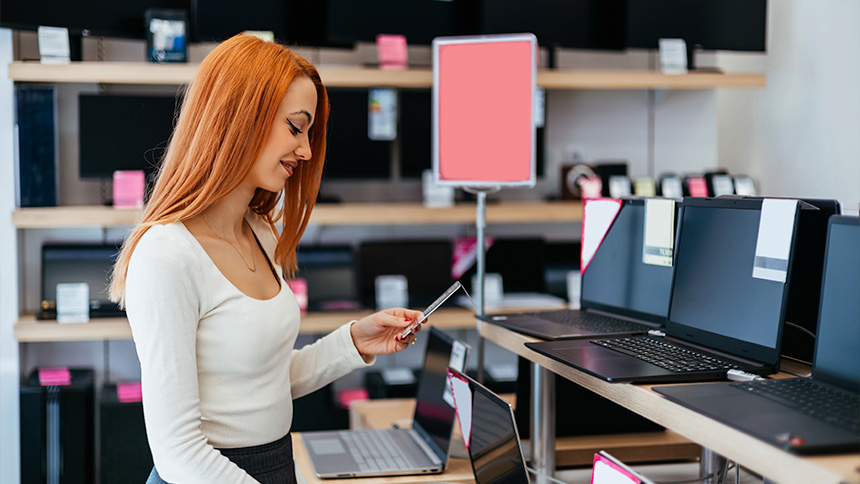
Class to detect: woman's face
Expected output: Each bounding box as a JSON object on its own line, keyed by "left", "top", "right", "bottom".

{"left": 246, "top": 75, "right": 318, "bottom": 193}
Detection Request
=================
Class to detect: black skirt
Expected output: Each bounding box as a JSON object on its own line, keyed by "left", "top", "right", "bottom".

{"left": 145, "top": 433, "right": 296, "bottom": 484}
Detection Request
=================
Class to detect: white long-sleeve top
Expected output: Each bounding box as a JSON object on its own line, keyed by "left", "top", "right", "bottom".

{"left": 125, "top": 212, "right": 373, "bottom": 483}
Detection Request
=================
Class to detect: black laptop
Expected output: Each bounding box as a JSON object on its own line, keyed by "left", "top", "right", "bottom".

{"left": 39, "top": 244, "right": 123, "bottom": 319}
{"left": 526, "top": 197, "right": 801, "bottom": 383}
{"left": 654, "top": 215, "right": 859, "bottom": 454}
{"left": 477, "top": 198, "right": 678, "bottom": 340}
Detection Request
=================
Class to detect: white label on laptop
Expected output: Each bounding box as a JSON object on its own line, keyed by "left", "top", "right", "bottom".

{"left": 368, "top": 88, "right": 397, "bottom": 141}
{"left": 443, "top": 341, "right": 469, "bottom": 407}
{"left": 57, "top": 282, "right": 89, "bottom": 323}
{"left": 643, "top": 198, "right": 675, "bottom": 267}
{"left": 582, "top": 198, "right": 623, "bottom": 273}
{"left": 381, "top": 368, "right": 415, "bottom": 385}
{"left": 375, "top": 274, "right": 408, "bottom": 310}
{"left": 753, "top": 199, "right": 798, "bottom": 283}
{"left": 448, "top": 372, "right": 473, "bottom": 450}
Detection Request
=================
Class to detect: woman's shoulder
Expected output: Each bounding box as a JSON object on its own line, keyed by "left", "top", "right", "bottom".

{"left": 132, "top": 222, "right": 199, "bottom": 268}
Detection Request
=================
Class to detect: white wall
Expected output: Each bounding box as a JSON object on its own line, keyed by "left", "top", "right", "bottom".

{"left": 717, "top": 0, "right": 860, "bottom": 210}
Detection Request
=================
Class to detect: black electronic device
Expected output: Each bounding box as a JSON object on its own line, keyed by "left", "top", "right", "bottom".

{"left": 626, "top": 0, "right": 768, "bottom": 70}
{"left": 192, "top": 0, "right": 287, "bottom": 42}
{"left": 322, "top": 89, "right": 392, "bottom": 182}
{"left": 0, "top": 0, "right": 189, "bottom": 60}
{"left": 40, "top": 244, "right": 123, "bottom": 319}
{"left": 478, "top": 199, "right": 676, "bottom": 340}
{"left": 79, "top": 94, "right": 178, "bottom": 180}
{"left": 357, "top": 239, "right": 453, "bottom": 309}
{"left": 459, "top": 238, "right": 546, "bottom": 296}
{"left": 100, "top": 385, "right": 153, "bottom": 484}
{"left": 527, "top": 197, "right": 803, "bottom": 383}
{"left": 295, "top": 245, "right": 360, "bottom": 312}
{"left": 20, "top": 368, "right": 95, "bottom": 484}
{"left": 15, "top": 85, "right": 58, "bottom": 207}
{"left": 655, "top": 216, "right": 859, "bottom": 455}
{"left": 543, "top": 241, "right": 580, "bottom": 300}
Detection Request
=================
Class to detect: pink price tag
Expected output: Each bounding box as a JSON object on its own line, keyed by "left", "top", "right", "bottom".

{"left": 117, "top": 382, "right": 143, "bottom": 403}
{"left": 376, "top": 34, "right": 408, "bottom": 70}
{"left": 290, "top": 278, "right": 308, "bottom": 314}
{"left": 113, "top": 170, "right": 146, "bottom": 209}
{"left": 38, "top": 367, "right": 71, "bottom": 386}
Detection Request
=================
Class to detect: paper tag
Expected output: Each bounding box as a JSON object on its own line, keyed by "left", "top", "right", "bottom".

{"left": 442, "top": 340, "right": 469, "bottom": 407}
{"left": 37, "top": 26, "right": 71, "bottom": 64}
{"left": 686, "top": 177, "right": 709, "bottom": 197}
{"left": 608, "top": 176, "right": 631, "bottom": 198}
{"left": 659, "top": 38, "right": 687, "bottom": 75}
{"left": 660, "top": 176, "right": 684, "bottom": 199}
{"left": 368, "top": 88, "right": 397, "bottom": 141}
{"left": 376, "top": 34, "right": 408, "bottom": 70}
{"left": 375, "top": 275, "right": 409, "bottom": 310}
{"left": 381, "top": 368, "right": 415, "bottom": 385}
{"left": 39, "top": 367, "right": 71, "bottom": 386}
{"left": 752, "top": 199, "right": 798, "bottom": 283}
{"left": 57, "top": 282, "right": 90, "bottom": 323}
{"left": 117, "top": 382, "right": 143, "bottom": 403}
{"left": 566, "top": 270, "right": 582, "bottom": 309}
{"left": 471, "top": 273, "right": 503, "bottom": 309}
{"left": 581, "top": 199, "right": 623, "bottom": 273}
{"left": 643, "top": 199, "right": 675, "bottom": 267}
{"left": 113, "top": 170, "right": 145, "bottom": 209}
{"left": 711, "top": 174, "right": 735, "bottom": 196}
{"left": 534, "top": 87, "right": 546, "bottom": 128}
{"left": 633, "top": 177, "right": 656, "bottom": 197}
{"left": 733, "top": 176, "right": 757, "bottom": 196}
{"left": 447, "top": 371, "right": 473, "bottom": 450}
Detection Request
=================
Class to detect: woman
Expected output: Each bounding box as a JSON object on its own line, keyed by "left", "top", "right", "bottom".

{"left": 109, "top": 34, "right": 423, "bottom": 483}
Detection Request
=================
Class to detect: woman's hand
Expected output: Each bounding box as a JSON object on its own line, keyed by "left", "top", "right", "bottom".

{"left": 350, "top": 308, "right": 425, "bottom": 356}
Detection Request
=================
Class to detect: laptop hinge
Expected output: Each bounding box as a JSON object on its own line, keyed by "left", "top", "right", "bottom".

{"left": 587, "top": 308, "right": 660, "bottom": 328}
{"left": 408, "top": 426, "right": 443, "bottom": 465}
{"left": 664, "top": 336, "right": 767, "bottom": 368}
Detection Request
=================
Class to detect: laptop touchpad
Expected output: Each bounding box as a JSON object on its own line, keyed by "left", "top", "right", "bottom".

{"left": 310, "top": 438, "right": 346, "bottom": 455}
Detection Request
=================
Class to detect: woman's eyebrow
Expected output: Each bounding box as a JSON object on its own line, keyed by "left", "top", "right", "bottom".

{"left": 291, "top": 110, "right": 313, "bottom": 124}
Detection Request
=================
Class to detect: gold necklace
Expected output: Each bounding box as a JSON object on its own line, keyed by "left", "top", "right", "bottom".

{"left": 201, "top": 213, "right": 257, "bottom": 272}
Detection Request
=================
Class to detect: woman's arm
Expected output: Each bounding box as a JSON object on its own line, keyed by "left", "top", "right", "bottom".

{"left": 126, "top": 228, "right": 258, "bottom": 484}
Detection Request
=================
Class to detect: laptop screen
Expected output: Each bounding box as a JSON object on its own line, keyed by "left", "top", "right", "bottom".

{"left": 667, "top": 199, "right": 796, "bottom": 365}
{"left": 812, "top": 217, "right": 860, "bottom": 390}
{"left": 581, "top": 199, "right": 676, "bottom": 323}
{"left": 295, "top": 245, "right": 360, "bottom": 311}
{"left": 42, "top": 244, "right": 121, "bottom": 313}
{"left": 413, "top": 328, "right": 467, "bottom": 461}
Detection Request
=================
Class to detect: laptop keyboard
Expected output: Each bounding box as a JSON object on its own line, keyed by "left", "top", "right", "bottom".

{"left": 729, "top": 378, "right": 860, "bottom": 433}
{"left": 340, "top": 430, "right": 415, "bottom": 472}
{"left": 591, "top": 337, "right": 740, "bottom": 373}
{"left": 523, "top": 310, "right": 650, "bottom": 334}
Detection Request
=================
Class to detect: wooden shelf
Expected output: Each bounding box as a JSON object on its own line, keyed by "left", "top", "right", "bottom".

{"left": 8, "top": 61, "right": 766, "bottom": 90}
{"left": 14, "top": 308, "right": 480, "bottom": 342}
{"left": 11, "top": 201, "right": 583, "bottom": 228}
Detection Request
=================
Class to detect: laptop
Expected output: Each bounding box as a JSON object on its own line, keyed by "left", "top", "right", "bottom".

{"left": 446, "top": 367, "right": 531, "bottom": 484}
{"left": 39, "top": 244, "right": 123, "bottom": 319}
{"left": 301, "top": 327, "right": 470, "bottom": 478}
{"left": 295, "top": 245, "right": 361, "bottom": 311}
{"left": 477, "top": 198, "right": 678, "bottom": 340}
{"left": 654, "top": 215, "right": 860, "bottom": 454}
{"left": 526, "top": 197, "right": 801, "bottom": 383}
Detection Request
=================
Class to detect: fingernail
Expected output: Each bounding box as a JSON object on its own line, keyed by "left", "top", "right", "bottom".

{"left": 404, "top": 318, "right": 413, "bottom": 322}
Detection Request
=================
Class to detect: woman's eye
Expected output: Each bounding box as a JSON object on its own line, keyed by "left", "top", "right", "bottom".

{"left": 287, "top": 119, "right": 302, "bottom": 135}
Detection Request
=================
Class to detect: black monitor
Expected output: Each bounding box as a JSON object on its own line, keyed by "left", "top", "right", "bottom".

{"left": 459, "top": 238, "right": 546, "bottom": 295}
{"left": 78, "top": 94, "right": 178, "bottom": 179}
{"left": 192, "top": 0, "right": 288, "bottom": 42}
{"left": 328, "top": 0, "right": 459, "bottom": 47}
{"left": 323, "top": 89, "right": 392, "bottom": 181}
{"left": 626, "top": 0, "right": 768, "bottom": 70}
{"left": 41, "top": 244, "right": 123, "bottom": 318}
{"left": 295, "top": 245, "right": 361, "bottom": 312}
{"left": 357, "top": 240, "right": 453, "bottom": 308}
{"left": 473, "top": 0, "right": 626, "bottom": 51}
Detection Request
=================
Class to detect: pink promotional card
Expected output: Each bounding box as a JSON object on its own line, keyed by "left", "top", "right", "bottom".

{"left": 38, "top": 367, "right": 71, "bottom": 386}
{"left": 113, "top": 170, "right": 145, "bottom": 209}
{"left": 117, "top": 382, "right": 143, "bottom": 403}
{"left": 376, "top": 34, "right": 408, "bottom": 70}
{"left": 434, "top": 34, "right": 537, "bottom": 187}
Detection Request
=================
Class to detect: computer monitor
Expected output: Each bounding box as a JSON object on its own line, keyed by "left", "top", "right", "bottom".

{"left": 459, "top": 238, "right": 546, "bottom": 295}
{"left": 78, "top": 94, "right": 179, "bottom": 179}
{"left": 325, "top": 0, "right": 458, "bottom": 47}
{"left": 192, "top": 0, "right": 288, "bottom": 42}
{"left": 357, "top": 240, "right": 453, "bottom": 308}
{"left": 322, "top": 89, "right": 392, "bottom": 182}
{"left": 41, "top": 244, "right": 123, "bottom": 317}
{"left": 626, "top": 0, "right": 768, "bottom": 70}
{"left": 295, "top": 245, "right": 360, "bottom": 312}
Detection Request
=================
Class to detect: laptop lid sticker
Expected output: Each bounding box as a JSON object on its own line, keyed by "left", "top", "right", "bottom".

{"left": 447, "top": 370, "right": 473, "bottom": 450}
{"left": 642, "top": 199, "right": 675, "bottom": 267}
{"left": 581, "top": 198, "right": 623, "bottom": 273}
{"left": 753, "top": 199, "right": 798, "bottom": 283}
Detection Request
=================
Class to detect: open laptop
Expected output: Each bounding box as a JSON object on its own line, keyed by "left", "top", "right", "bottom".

{"left": 477, "top": 198, "right": 678, "bottom": 340}
{"left": 526, "top": 197, "right": 801, "bottom": 383}
{"left": 446, "top": 367, "right": 531, "bottom": 484}
{"left": 654, "top": 215, "right": 859, "bottom": 454}
{"left": 301, "top": 327, "right": 469, "bottom": 478}
{"left": 39, "top": 244, "right": 123, "bottom": 319}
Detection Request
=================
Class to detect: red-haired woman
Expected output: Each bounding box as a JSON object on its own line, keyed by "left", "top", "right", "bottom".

{"left": 109, "top": 35, "right": 423, "bottom": 483}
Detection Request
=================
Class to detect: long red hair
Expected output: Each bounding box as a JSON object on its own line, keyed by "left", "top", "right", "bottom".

{"left": 110, "top": 34, "right": 329, "bottom": 307}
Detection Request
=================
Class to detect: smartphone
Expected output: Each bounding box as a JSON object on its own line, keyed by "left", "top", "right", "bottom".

{"left": 399, "top": 281, "right": 463, "bottom": 340}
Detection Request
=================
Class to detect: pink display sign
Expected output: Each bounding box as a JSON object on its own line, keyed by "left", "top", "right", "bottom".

{"left": 117, "top": 382, "right": 143, "bottom": 403}
{"left": 38, "top": 367, "right": 71, "bottom": 386}
{"left": 433, "top": 34, "right": 537, "bottom": 187}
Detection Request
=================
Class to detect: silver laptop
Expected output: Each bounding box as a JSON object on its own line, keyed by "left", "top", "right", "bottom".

{"left": 302, "top": 327, "right": 469, "bottom": 478}
{"left": 446, "top": 367, "right": 531, "bottom": 484}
